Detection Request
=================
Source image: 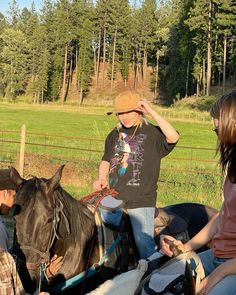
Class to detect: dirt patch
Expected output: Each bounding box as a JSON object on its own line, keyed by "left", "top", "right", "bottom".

{"left": 17, "top": 153, "right": 96, "bottom": 189}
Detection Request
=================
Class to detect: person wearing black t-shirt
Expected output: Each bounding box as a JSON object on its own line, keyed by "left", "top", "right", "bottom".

{"left": 93, "top": 91, "right": 179, "bottom": 259}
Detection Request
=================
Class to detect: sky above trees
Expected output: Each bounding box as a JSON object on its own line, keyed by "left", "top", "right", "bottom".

{"left": 1, "top": 0, "right": 42, "bottom": 14}
{"left": 0, "top": 0, "right": 140, "bottom": 14}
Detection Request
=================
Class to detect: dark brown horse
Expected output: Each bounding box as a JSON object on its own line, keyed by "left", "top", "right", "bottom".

{"left": 9, "top": 166, "right": 217, "bottom": 294}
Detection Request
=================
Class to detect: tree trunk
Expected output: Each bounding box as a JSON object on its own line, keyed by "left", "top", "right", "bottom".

{"left": 203, "top": 58, "right": 206, "bottom": 95}
{"left": 95, "top": 31, "right": 101, "bottom": 89}
{"left": 75, "top": 47, "right": 78, "bottom": 89}
{"left": 185, "top": 38, "right": 191, "bottom": 98}
{"left": 69, "top": 56, "right": 73, "bottom": 90}
{"left": 61, "top": 44, "right": 68, "bottom": 104}
{"left": 206, "top": 0, "right": 212, "bottom": 96}
{"left": 102, "top": 26, "right": 107, "bottom": 88}
{"left": 79, "top": 87, "right": 83, "bottom": 105}
{"left": 10, "top": 59, "right": 13, "bottom": 100}
{"left": 111, "top": 25, "right": 117, "bottom": 91}
{"left": 37, "top": 90, "right": 40, "bottom": 104}
{"left": 136, "top": 49, "right": 141, "bottom": 89}
{"left": 93, "top": 44, "right": 97, "bottom": 85}
{"left": 185, "top": 58, "right": 190, "bottom": 97}
{"left": 154, "top": 50, "right": 159, "bottom": 99}
{"left": 143, "top": 42, "right": 147, "bottom": 85}
{"left": 41, "top": 89, "right": 44, "bottom": 104}
{"left": 223, "top": 35, "right": 227, "bottom": 93}
{"left": 196, "top": 81, "right": 199, "bottom": 97}
{"left": 134, "top": 51, "right": 138, "bottom": 90}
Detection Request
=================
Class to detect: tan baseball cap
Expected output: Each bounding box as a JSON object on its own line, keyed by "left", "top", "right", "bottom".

{"left": 107, "top": 91, "right": 141, "bottom": 115}
{"left": 0, "top": 169, "right": 18, "bottom": 190}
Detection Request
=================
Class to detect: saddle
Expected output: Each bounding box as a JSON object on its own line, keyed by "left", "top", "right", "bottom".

{"left": 81, "top": 189, "right": 138, "bottom": 272}
{"left": 135, "top": 250, "right": 205, "bottom": 295}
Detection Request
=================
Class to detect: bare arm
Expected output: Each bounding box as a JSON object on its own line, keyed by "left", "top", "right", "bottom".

{"left": 184, "top": 212, "right": 219, "bottom": 251}
{"left": 93, "top": 160, "right": 110, "bottom": 190}
{"left": 135, "top": 101, "right": 179, "bottom": 143}
{"left": 160, "top": 212, "right": 219, "bottom": 256}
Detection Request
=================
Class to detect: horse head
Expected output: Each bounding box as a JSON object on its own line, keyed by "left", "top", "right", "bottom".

{"left": 10, "top": 165, "right": 66, "bottom": 293}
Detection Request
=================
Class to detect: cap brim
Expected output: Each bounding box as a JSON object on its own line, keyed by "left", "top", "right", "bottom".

{"left": 0, "top": 169, "right": 18, "bottom": 190}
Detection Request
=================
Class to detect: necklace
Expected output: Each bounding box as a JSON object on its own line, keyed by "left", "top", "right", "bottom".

{"left": 118, "top": 124, "right": 139, "bottom": 142}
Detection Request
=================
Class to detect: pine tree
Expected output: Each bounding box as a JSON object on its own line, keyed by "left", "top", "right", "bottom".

{"left": 213, "top": 0, "right": 236, "bottom": 92}
{"left": 39, "top": 0, "right": 56, "bottom": 101}
{"left": 95, "top": 0, "right": 110, "bottom": 89}
{"left": 106, "top": 0, "right": 131, "bottom": 90}
{"left": 158, "top": 0, "right": 195, "bottom": 102}
{"left": 7, "top": 0, "right": 20, "bottom": 27}
{"left": 0, "top": 13, "right": 7, "bottom": 96}
{"left": 0, "top": 28, "right": 29, "bottom": 99}
{"left": 49, "top": 0, "right": 75, "bottom": 103}
{"left": 77, "top": 18, "right": 94, "bottom": 104}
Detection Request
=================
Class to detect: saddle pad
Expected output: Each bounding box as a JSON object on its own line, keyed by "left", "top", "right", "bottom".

{"left": 94, "top": 209, "right": 119, "bottom": 269}
{"left": 148, "top": 260, "right": 185, "bottom": 293}
{"left": 98, "top": 196, "right": 123, "bottom": 227}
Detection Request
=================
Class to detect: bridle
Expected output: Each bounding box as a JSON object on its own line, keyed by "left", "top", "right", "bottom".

{"left": 13, "top": 195, "right": 70, "bottom": 291}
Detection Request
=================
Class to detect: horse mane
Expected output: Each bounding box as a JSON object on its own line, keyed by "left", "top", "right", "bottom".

{"left": 54, "top": 185, "right": 96, "bottom": 242}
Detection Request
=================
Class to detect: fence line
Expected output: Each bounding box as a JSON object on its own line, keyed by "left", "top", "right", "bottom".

{"left": 0, "top": 127, "right": 219, "bottom": 176}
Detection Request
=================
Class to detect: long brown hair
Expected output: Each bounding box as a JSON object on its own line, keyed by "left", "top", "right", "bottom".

{"left": 210, "top": 90, "right": 236, "bottom": 183}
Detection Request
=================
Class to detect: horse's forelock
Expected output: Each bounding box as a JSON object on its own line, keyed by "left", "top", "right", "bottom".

{"left": 15, "top": 177, "right": 46, "bottom": 209}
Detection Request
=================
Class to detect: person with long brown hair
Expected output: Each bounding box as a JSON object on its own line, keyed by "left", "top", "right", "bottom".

{"left": 160, "top": 90, "right": 236, "bottom": 295}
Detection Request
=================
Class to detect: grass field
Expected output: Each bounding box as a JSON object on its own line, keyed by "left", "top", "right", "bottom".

{"left": 0, "top": 103, "right": 223, "bottom": 210}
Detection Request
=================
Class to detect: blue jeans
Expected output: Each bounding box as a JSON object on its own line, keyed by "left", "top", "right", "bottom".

{"left": 199, "top": 249, "right": 236, "bottom": 295}
{"left": 127, "top": 207, "right": 156, "bottom": 259}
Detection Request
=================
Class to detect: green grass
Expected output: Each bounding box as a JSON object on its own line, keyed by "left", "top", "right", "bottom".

{"left": 0, "top": 103, "right": 222, "bottom": 210}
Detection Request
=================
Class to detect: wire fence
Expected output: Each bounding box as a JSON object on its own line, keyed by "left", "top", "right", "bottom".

{"left": 0, "top": 127, "right": 223, "bottom": 208}
{"left": 0, "top": 127, "right": 219, "bottom": 171}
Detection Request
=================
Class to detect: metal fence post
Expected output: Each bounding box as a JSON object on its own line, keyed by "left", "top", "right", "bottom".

{"left": 19, "top": 125, "right": 26, "bottom": 176}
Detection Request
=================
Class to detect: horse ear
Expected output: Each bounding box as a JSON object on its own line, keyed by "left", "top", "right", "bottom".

{"left": 8, "top": 166, "right": 24, "bottom": 187}
{"left": 46, "top": 165, "right": 65, "bottom": 194}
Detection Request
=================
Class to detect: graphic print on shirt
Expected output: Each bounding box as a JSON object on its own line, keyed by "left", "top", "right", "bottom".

{"left": 109, "top": 132, "right": 147, "bottom": 187}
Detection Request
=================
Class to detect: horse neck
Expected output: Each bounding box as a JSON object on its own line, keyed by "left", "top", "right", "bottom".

{"left": 52, "top": 189, "right": 99, "bottom": 273}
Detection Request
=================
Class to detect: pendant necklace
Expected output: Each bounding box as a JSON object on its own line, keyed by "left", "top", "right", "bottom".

{"left": 118, "top": 124, "right": 139, "bottom": 143}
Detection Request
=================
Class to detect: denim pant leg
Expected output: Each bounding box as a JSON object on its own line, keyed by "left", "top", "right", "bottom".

{"left": 127, "top": 207, "right": 156, "bottom": 259}
{"left": 199, "top": 249, "right": 236, "bottom": 295}
{"left": 208, "top": 274, "right": 236, "bottom": 295}
{"left": 198, "top": 249, "right": 215, "bottom": 276}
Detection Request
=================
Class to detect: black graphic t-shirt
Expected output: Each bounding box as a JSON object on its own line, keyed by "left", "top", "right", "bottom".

{"left": 102, "top": 123, "right": 177, "bottom": 209}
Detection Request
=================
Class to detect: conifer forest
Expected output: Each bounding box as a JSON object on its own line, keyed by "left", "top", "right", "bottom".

{"left": 0, "top": 0, "right": 236, "bottom": 105}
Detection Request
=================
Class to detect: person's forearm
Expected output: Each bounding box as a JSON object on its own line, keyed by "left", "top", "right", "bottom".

{"left": 98, "top": 160, "right": 110, "bottom": 181}
{"left": 185, "top": 212, "right": 219, "bottom": 251}
{"left": 148, "top": 109, "right": 179, "bottom": 143}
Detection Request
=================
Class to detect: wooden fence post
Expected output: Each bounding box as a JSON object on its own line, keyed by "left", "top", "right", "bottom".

{"left": 19, "top": 124, "right": 26, "bottom": 176}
